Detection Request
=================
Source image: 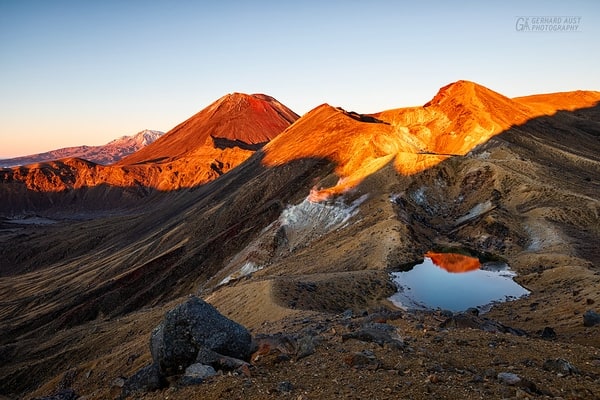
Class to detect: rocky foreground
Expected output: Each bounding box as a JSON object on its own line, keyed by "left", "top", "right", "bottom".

{"left": 27, "top": 295, "right": 600, "bottom": 400}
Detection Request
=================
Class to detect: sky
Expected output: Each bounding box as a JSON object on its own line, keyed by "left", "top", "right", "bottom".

{"left": 1, "top": 0, "right": 598, "bottom": 158}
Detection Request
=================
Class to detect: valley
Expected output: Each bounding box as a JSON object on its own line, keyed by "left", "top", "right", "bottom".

{"left": 1, "top": 81, "right": 599, "bottom": 399}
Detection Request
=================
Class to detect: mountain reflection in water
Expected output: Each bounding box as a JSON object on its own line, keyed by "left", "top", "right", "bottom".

{"left": 389, "top": 253, "right": 530, "bottom": 312}
{"left": 425, "top": 251, "right": 480, "bottom": 273}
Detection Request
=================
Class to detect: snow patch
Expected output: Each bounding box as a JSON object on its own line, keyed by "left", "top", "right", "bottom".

{"left": 219, "top": 262, "right": 262, "bottom": 286}
{"left": 216, "top": 194, "right": 367, "bottom": 286}
{"left": 280, "top": 195, "right": 367, "bottom": 239}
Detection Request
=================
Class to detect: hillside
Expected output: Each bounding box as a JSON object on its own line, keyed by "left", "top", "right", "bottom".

{"left": 1, "top": 81, "right": 599, "bottom": 399}
{"left": 0, "top": 94, "right": 298, "bottom": 215}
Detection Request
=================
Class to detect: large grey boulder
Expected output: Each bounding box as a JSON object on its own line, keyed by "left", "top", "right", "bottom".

{"left": 150, "top": 295, "right": 253, "bottom": 376}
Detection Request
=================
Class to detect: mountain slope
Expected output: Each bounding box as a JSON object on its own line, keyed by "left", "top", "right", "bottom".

{"left": 0, "top": 94, "right": 298, "bottom": 214}
{"left": 262, "top": 80, "right": 553, "bottom": 199}
{"left": 0, "top": 129, "right": 163, "bottom": 168}
{"left": 1, "top": 82, "right": 600, "bottom": 398}
{"left": 119, "top": 93, "right": 298, "bottom": 165}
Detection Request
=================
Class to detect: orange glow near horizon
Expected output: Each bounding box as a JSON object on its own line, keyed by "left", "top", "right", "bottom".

{"left": 425, "top": 251, "right": 481, "bottom": 273}
{"left": 4, "top": 83, "right": 600, "bottom": 196}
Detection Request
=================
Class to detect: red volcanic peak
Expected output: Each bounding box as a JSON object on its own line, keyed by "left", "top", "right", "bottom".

{"left": 119, "top": 93, "right": 299, "bottom": 165}
{"left": 0, "top": 93, "right": 299, "bottom": 207}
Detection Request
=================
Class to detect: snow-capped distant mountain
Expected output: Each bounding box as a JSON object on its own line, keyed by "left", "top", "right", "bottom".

{"left": 0, "top": 130, "right": 164, "bottom": 168}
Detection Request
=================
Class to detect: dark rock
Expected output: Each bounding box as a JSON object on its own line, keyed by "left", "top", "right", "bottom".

{"left": 517, "top": 378, "right": 546, "bottom": 396}
{"left": 277, "top": 381, "right": 294, "bottom": 393}
{"left": 439, "top": 309, "right": 454, "bottom": 318}
{"left": 33, "top": 389, "right": 78, "bottom": 400}
{"left": 178, "top": 363, "right": 217, "bottom": 386}
{"left": 122, "top": 363, "right": 164, "bottom": 397}
{"left": 465, "top": 307, "right": 479, "bottom": 316}
{"left": 483, "top": 368, "right": 497, "bottom": 379}
{"left": 150, "top": 295, "right": 253, "bottom": 376}
{"left": 296, "top": 335, "right": 316, "bottom": 360}
{"left": 540, "top": 326, "right": 557, "bottom": 339}
{"left": 364, "top": 310, "right": 403, "bottom": 323}
{"left": 583, "top": 310, "right": 600, "bottom": 327}
{"left": 440, "top": 313, "right": 527, "bottom": 336}
{"left": 543, "top": 358, "right": 580, "bottom": 375}
{"left": 342, "top": 323, "right": 404, "bottom": 348}
{"left": 341, "top": 309, "right": 353, "bottom": 319}
{"left": 57, "top": 369, "right": 78, "bottom": 390}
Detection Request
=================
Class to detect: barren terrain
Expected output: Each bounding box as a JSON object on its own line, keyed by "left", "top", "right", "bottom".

{"left": 1, "top": 82, "right": 599, "bottom": 399}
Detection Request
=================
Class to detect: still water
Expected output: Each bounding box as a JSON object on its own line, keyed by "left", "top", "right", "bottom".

{"left": 389, "top": 252, "right": 530, "bottom": 312}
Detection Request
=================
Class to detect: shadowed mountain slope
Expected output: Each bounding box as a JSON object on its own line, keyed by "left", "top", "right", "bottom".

{"left": 0, "top": 94, "right": 298, "bottom": 214}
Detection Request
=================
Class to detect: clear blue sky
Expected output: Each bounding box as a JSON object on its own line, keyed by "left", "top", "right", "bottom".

{"left": 1, "top": 0, "right": 598, "bottom": 158}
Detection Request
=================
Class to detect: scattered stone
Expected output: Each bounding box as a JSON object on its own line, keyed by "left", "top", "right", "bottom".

{"left": 150, "top": 296, "right": 253, "bottom": 377}
{"left": 583, "top": 310, "right": 600, "bottom": 327}
{"left": 515, "top": 388, "right": 529, "bottom": 399}
{"left": 341, "top": 323, "right": 404, "bottom": 348}
{"left": 196, "top": 347, "right": 251, "bottom": 370}
{"left": 341, "top": 309, "right": 353, "bottom": 319}
{"left": 111, "top": 377, "right": 126, "bottom": 388}
{"left": 178, "top": 363, "right": 217, "bottom": 386}
{"left": 483, "top": 368, "right": 497, "bottom": 379}
{"left": 277, "top": 381, "right": 294, "bottom": 393}
{"left": 439, "top": 309, "right": 453, "bottom": 318}
{"left": 57, "top": 369, "right": 78, "bottom": 390}
{"left": 344, "top": 350, "right": 380, "bottom": 368}
{"left": 521, "top": 359, "right": 536, "bottom": 367}
{"left": 32, "top": 389, "right": 78, "bottom": 400}
{"left": 497, "top": 372, "right": 521, "bottom": 385}
{"left": 238, "top": 364, "right": 252, "bottom": 378}
{"left": 296, "top": 335, "right": 316, "bottom": 360}
{"left": 587, "top": 298, "right": 595, "bottom": 305}
{"left": 517, "top": 378, "right": 545, "bottom": 396}
{"left": 465, "top": 307, "right": 480, "bottom": 316}
{"left": 440, "top": 313, "right": 527, "bottom": 336}
{"left": 251, "top": 333, "right": 296, "bottom": 362}
{"left": 122, "top": 363, "right": 164, "bottom": 397}
{"left": 363, "top": 307, "right": 401, "bottom": 323}
{"left": 126, "top": 354, "right": 139, "bottom": 366}
{"left": 540, "top": 326, "right": 557, "bottom": 339}
{"left": 543, "top": 358, "right": 580, "bottom": 375}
